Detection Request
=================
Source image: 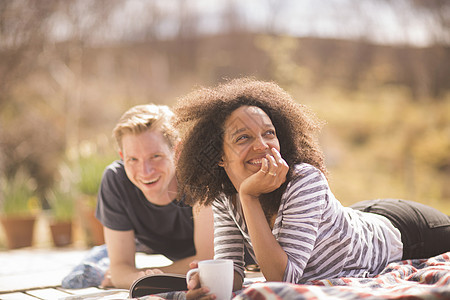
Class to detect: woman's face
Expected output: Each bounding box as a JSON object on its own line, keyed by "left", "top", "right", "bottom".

{"left": 221, "top": 105, "right": 280, "bottom": 191}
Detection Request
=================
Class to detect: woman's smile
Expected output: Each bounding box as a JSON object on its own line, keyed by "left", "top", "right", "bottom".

{"left": 248, "top": 157, "right": 265, "bottom": 165}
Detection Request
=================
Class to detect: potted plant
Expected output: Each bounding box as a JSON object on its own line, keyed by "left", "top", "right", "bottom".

{"left": 0, "top": 169, "right": 41, "bottom": 249}
{"left": 48, "top": 187, "right": 75, "bottom": 247}
{"left": 77, "top": 155, "right": 109, "bottom": 246}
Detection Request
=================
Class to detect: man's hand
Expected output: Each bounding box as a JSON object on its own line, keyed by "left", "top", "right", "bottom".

{"left": 100, "top": 269, "right": 113, "bottom": 288}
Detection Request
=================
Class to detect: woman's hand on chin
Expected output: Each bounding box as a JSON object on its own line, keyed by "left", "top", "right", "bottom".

{"left": 240, "top": 148, "right": 289, "bottom": 199}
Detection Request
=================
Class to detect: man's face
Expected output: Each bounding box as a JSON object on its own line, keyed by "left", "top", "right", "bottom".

{"left": 120, "top": 129, "right": 176, "bottom": 206}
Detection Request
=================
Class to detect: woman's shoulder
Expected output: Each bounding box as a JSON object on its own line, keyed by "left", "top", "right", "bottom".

{"left": 211, "top": 193, "right": 233, "bottom": 210}
{"left": 292, "top": 163, "right": 323, "bottom": 178}
{"left": 286, "top": 163, "right": 328, "bottom": 191}
{"left": 280, "top": 163, "right": 330, "bottom": 208}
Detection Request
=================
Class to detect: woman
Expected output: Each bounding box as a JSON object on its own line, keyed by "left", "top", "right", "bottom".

{"left": 174, "top": 78, "right": 450, "bottom": 298}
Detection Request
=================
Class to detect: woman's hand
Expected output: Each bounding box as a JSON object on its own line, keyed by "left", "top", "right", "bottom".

{"left": 240, "top": 148, "right": 289, "bottom": 199}
{"left": 186, "top": 262, "right": 215, "bottom": 300}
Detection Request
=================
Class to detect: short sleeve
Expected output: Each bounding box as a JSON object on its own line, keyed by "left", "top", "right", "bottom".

{"left": 96, "top": 161, "right": 134, "bottom": 231}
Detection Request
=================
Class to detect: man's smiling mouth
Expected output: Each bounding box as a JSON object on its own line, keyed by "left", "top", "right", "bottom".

{"left": 142, "top": 176, "right": 160, "bottom": 185}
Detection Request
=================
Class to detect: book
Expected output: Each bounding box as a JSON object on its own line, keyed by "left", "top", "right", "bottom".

{"left": 129, "top": 273, "right": 187, "bottom": 298}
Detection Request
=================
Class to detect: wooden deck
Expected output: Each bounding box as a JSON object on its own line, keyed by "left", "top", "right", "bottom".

{"left": 0, "top": 286, "right": 128, "bottom": 300}
{"left": 0, "top": 247, "right": 125, "bottom": 299}
{"left": 0, "top": 247, "right": 173, "bottom": 299}
{"left": 0, "top": 213, "right": 132, "bottom": 299}
{"left": 0, "top": 218, "right": 262, "bottom": 299}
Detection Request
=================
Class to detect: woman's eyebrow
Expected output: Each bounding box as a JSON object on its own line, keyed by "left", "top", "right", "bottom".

{"left": 229, "top": 123, "right": 274, "bottom": 138}
{"left": 230, "top": 127, "right": 247, "bottom": 138}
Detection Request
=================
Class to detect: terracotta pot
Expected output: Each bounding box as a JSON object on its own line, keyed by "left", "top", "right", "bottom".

{"left": 85, "top": 210, "right": 104, "bottom": 246}
{"left": 0, "top": 215, "right": 36, "bottom": 249}
{"left": 77, "top": 196, "right": 104, "bottom": 246}
{"left": 49, "top": 220, "right": 73, "bottom": 247}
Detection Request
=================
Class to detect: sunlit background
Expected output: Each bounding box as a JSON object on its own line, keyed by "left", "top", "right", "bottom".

{"left": 0, "top": 0, "right": 449, "bottom": 250}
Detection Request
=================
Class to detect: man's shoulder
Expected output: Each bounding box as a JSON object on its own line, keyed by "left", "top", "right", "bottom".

{"left": 102, "top": 160, "right": 130, "bottom": 186}
{"left": 104, "top": 160, "right": 125, "bottom": 176}
{"left": 99, "top": 160, "right": 138, "bottom": 208}
{"left": 108, "top": 159, "right": 124, "bottom": 171}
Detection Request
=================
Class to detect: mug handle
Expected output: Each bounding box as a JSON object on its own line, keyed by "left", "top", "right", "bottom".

{"left": 186, "top": 268, "right": 199, "bottom": 285}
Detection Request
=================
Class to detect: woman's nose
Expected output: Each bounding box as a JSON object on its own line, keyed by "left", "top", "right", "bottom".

{"left": 253, "top": 136, "right": 269, "bottom": 151}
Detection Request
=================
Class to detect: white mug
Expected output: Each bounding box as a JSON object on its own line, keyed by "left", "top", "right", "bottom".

{"left": 186, "top": 259, "right": 234, "bottom": 300}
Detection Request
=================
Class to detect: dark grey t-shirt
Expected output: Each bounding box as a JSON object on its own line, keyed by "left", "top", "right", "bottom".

{"left": 95, "top": 160, "right": 195, "bottom": 261}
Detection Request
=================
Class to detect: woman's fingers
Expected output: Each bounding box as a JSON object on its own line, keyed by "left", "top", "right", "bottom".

{"left": 189, "top": 261, "right": 199, "bottom": 269}
{"left": 272, "top": 148, "right": 288, "bottom": 168}
{"left": 258, "top": 148, "right": 288, "bottom": 179}
{"left": 186, "top": 287, "right": 212, "bottom": 300}
{"left": 266, "top": 155, "right": 277, "bottom": 176}
{"left": 245, "top": 148, "right": 289, "bottom": 196}
{"left": 264, "top": 148, "right": 289, "bottom": 178}
{"left": 187, "top": 272, "right": 201, "bottom": 290}
{"left": 272, "top": 148, "right": 289, "bottom": 181}
{"left": 259, "top": 157, "right": 269, "bottom": 175}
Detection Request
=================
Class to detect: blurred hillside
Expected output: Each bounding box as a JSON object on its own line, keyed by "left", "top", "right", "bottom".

{"left": 0, "top": 0, "right": 449, "bottom": 215}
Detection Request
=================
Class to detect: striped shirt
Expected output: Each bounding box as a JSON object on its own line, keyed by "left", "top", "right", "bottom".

{"left": 212, "top": 163, "right": 403, "bottom": 283}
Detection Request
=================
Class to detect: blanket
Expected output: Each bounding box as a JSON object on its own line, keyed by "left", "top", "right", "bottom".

{"left": 138, "top": 252, "right": 450, "bottom": 300}
{"left": 235, "top": 252, "right": 450, "bottom": 300}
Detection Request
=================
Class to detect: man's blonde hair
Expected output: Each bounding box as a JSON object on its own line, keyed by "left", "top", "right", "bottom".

{"left": 113, "top": 104, "right": 178, "bottom": 150}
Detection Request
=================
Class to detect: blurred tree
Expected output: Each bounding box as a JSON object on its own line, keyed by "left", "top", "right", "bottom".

{"left": 0, "top": 0, "right": 61, "bottom": 200}
{"left": 378, "top": 0, "right": 450, "bottom": 99}
{"left": 0, "top": 0, "right": 119, "bottom": 201}
{"left": 0, "top": 0, "right": 57, "bottom": 106}
{"left": 0, "top": 0, "right": 448, "bottom": 214}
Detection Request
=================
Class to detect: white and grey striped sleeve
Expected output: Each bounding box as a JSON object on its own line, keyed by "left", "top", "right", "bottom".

{"left": 212, "top": 197, "right": 246, "bottom": 279}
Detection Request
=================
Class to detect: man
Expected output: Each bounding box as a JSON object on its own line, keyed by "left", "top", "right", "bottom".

{"left": 96, "top": 104, "right": 213, "bottom": 289}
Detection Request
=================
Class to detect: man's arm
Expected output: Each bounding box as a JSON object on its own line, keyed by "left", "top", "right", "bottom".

{"left": 104, "top": 227, "right": 148, "bottom": 289}
{"left": 160, "top": 203, "right": 214, "bottom": 274}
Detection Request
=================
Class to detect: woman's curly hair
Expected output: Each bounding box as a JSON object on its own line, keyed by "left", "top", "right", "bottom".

{"left": 174, "top": 77, "right": 326, "bottom": 211}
